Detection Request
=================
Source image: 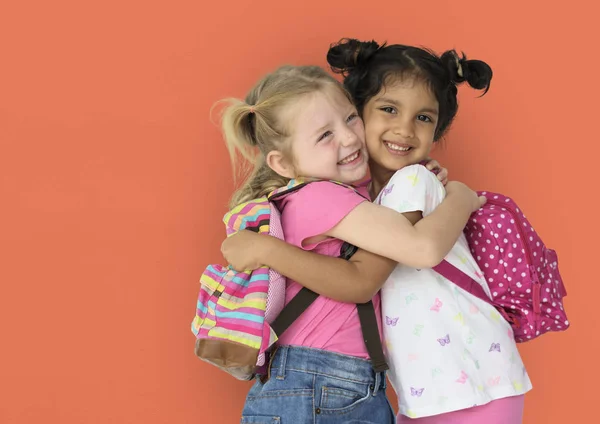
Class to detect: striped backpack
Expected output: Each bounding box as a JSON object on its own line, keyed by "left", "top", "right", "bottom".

{"left": 191, "top": 179, "right": 387, "bottom": 380}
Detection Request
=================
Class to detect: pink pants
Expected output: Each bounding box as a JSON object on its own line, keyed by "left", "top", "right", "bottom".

{"left": 396, "top": 395, "right": 525, "bottom": 424}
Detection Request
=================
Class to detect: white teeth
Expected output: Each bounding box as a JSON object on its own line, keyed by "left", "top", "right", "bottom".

{"left": 384, "top": 142, "right": 410, "bottom": 151}
{"left": 339, "top": 151, "right": 359, "bottom": 164}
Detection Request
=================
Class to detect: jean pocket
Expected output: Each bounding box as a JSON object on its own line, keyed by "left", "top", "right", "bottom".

{"left": 319, "top": 385, "right": 371, "bottom": 411}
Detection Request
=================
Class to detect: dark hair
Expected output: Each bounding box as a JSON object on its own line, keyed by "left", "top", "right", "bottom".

{"left": 327, "top": 38, "right": 493, "bottom": 140}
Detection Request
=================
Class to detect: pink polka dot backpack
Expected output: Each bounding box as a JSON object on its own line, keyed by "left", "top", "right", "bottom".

{"left": 433, "top": 192, "right": 569, "bottom": 342}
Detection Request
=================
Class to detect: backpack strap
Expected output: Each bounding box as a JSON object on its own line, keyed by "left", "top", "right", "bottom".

{"left": 356, "top": 301, "right": 389, "bottom": 372}
{"left": 269, "top": 243, "right": 388, "bottom": 373}
{"left": 432, "top": 260, "right": 492, "bottom": 305}
{"left": 267, "top": 180, "right": 386, "bottom": 372}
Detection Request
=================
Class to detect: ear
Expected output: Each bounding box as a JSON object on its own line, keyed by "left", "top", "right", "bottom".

{"left": 266, "top": 150, "right": 295, "bottom": 179}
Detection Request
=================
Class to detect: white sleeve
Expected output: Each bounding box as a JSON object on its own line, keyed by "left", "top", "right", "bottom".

{"left": 377, "top": 164, "right": 445, "bottom": 216}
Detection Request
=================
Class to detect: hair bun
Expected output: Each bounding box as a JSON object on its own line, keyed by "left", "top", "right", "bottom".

{"left": 327, "top": 38, "right": 381, "bottom": 75}
{"left": 441, "top": 50, "right": 493, "bottom": 95}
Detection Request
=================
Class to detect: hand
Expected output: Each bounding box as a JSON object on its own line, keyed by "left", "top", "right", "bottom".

{"left": 220, "top": 230, "right": 273, "bottom": 271}
{"left": 423, "top": 158, "right": 448, "bottom": 186}
{"left": 445, "top": 181, "right": 486, "bottom": 212}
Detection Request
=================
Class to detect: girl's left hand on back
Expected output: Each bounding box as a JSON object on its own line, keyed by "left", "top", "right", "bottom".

{"left": 221, "top": 230, "right": 271, "bottom": 271}
{"left": 424, "top": 158, "right": 448, "bottom": 186}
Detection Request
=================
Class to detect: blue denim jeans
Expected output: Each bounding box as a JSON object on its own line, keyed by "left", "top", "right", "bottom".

{"left": 241, "top": 346, "right": 395, "bottom": 424}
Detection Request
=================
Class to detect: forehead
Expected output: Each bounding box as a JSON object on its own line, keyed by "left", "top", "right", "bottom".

{"left": 372, "top": 76, "right": 438, "bottom": 109}
{"left": 283, "top": 85, "right": 354, "bottom": 131}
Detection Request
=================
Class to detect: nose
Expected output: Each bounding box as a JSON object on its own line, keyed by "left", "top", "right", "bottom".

{"left": 393, "top": 118, "right": 415, "bottom": 139}
{"left": 340, "top": 126, "right": 359, "bottom": 147}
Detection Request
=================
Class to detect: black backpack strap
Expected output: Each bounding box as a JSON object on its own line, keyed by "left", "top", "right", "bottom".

{"left": 270, "top": 287, "right": 319, "bottom": 336}
{"left": 270, "top": 241, "right": 388, "bottom": 373}
{"left": 356, "top": 301, "right": 389, "bottom": 372}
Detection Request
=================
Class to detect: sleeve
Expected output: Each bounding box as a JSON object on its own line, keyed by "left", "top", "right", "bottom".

{"left": 283, "top": 181, "right": 368, "bottom": 246}
{"left": 377, "top": 164, "right": 445, "bottom": 216}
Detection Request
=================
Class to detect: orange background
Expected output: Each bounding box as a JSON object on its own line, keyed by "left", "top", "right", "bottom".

{"left": 1, "top": 1, "right": 598, "bottom": 423}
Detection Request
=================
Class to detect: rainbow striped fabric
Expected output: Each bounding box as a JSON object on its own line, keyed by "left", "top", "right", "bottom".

{"left": 191, "top": 178, "right": 357, "bottom": 380}
{"left": 191, "top": 179, "right": 307, "bottom": 380}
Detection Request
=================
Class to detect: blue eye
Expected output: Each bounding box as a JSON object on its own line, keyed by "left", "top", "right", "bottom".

{"left": 417, "top": 114, "right": 433, "bottom": 123}
{"left": 317, "top": 131, "right": 332, "bottom": 142}
{"left": 380, "top": 106, "right": 397, "bottom": 114}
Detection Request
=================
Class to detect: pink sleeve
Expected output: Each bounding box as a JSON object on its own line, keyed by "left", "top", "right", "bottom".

{"left": 284, "top": 181, "right": 368, "bottom": 247}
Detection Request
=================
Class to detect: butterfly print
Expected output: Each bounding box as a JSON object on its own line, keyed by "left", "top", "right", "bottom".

{"left": 381, "top": 184, "right": 395, "bottom": 198}
{"left": 385, "top": 316, "right": 399, "bottom": 326}
{"left": 437, "top": 334, "right": 450, "bottom": 346}
{"left": 407, "top": 174, "right": 419, "bottom": 186}
{"left": 430, "top": 298, "right": 443, "bottom": 312}
{"left": 413, "top": 324, "right": 424, "bottom": 336}
{"left": 489, "top": 342, "right": 501, "bottom": 353}
{"left": 405, "top": 293, "right": 418, "bottom": 305}
{"left": 456, "top": 371, "right": 468, "bottom": 384}
{"left": 454, "top": 312, "right": 464, "bottom": 325}
{"left": 488, "top": 376, "right": 501, "bottom": 386}
{"left": 410, "top": 387, "right": 425, "bottom": 397}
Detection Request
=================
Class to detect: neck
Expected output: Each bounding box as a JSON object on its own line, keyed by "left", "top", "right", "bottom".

{"left": 368, "top": 159, "right": 396, "bottom": 199}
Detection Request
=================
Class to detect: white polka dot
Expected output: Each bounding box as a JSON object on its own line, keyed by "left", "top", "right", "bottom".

{"left": 521, "top": 272, "right": 526, "bottom": 277}
{"left": 493, "top": 269, "right": 499, "bottom": 274}
{"left": 497, "top": 223, "right": 502, "bottom": 229}
{"left": 508, "top": 253, "right": 513, "bottom": 258}
{"left": 490, "top": 254, "right": 495, "bottom": 259}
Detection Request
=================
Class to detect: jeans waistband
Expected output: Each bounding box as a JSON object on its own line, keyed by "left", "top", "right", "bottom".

{"left": 268, "top": 346, "right": 387, "bottom": 393}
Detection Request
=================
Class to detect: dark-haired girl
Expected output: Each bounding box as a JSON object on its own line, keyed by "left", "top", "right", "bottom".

{"left": 223, "top": 40, "right": 530, "bottom": 423}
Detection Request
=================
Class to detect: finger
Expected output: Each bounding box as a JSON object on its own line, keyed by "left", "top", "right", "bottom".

{"left": 425, "top": 159, "right": 439, "bottom": 170}
{"left": 478, "top": 195, "right": 487, "bottom": 208}
{"left": 437, "top": 168, "right": 448, "bottom": 182}
{"left": 442, "top": 178, "right": 448, "bottom": 186}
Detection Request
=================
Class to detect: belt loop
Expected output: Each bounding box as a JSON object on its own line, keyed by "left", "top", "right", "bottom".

{"left": 275, "top": 346, "right": 287, "bottom": 380}
{"left": 372, "top": 371, "right": 381, "bottom": 396}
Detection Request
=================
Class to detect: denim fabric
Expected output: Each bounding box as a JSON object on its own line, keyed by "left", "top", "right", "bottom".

{"left": 240, "top": 346, "right": 395, "bottom": 424}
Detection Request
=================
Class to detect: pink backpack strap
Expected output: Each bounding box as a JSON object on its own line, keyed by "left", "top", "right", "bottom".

{"left": 432, "top": 260, "right": 492, "bottom": 305}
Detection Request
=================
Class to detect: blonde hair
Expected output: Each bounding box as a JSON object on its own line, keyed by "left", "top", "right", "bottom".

{"left": 217, "top": 65, "right": 349, "bottom": 208}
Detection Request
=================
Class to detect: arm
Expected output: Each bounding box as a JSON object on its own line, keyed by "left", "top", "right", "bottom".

{"left": 221, "top": 231, "right": 396, "bottom": 303}
{"left": 326, "top": 181, "right": 483, "bottom": 268}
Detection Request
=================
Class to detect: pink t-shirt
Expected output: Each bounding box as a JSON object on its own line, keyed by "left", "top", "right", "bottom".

{"left": 274, "top": 181, "right": 383, "bottom": 359}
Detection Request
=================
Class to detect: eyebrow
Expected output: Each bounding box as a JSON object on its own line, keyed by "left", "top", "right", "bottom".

{"left": 375, "top": 96, "right": 439, "bottom": 116}
{"left": 311, "top": 107, "right": 357, "bottom": 137}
